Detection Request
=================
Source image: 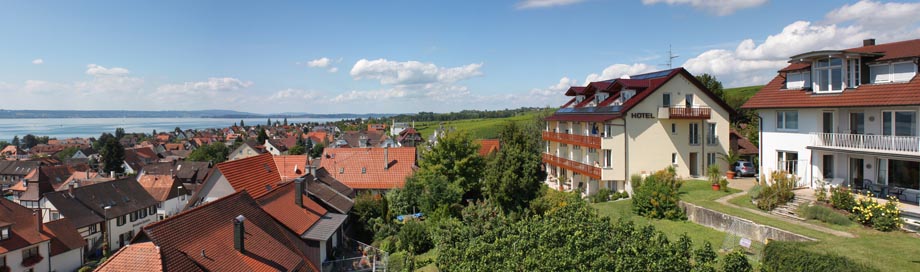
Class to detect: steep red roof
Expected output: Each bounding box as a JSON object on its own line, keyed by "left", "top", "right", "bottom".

{"left": 476, "top": 139, "right": 500, "bottom": 157}
{"left": 256, "top": 181, "right": 328, "bottom": 235}
{"left": 319, "top": 147, "right": 416, "bottom": 189}
{"left": 96, "top": 241, "right": 163, "bottom": 272}
{"left": 136, "top": 174, "right": 182, "bottom": 202}
{"left": 41, "top": 218, "right": 86, "bottom": 256}
{"left": 564, "top": 86, "right": 586, "bottom": 96}
{"left": 847, "top": 39, "right": 920, "bottom": 61}
{"left": 0, "top": 198, "right": 50, "bottom": 255}
{"left": 274, "top": 155, "right": 309, "bottom": 182}
{"left": 742, "top": 74, "right": 920, "bottom": 109}
{"left": 778, "top": 62, "right": 810, "bottom": 72}
{"left": 132, "top": 191, "right": 318, "bottom": 271}
{"left": 213, "top": 153, "right": 283, "bottom": 198}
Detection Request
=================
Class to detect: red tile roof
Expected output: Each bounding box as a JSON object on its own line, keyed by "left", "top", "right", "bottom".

{"left": 0, "top": 198, "right": 50, "bottom": 255}
{"left": 742, "top": 74, "right": 920, "bottom": 109}
{"left": 778, "top": 62, "right": 810, "bottom": 72}
{"left": 476, "top": 139, "right": 500, "bottom": 157}
{"left": 132, "top": 191, "right": 318, "bottom": 271}
{"left": 213, "top": 153, "right": 284, "bottom": 198}
{"left": 256, "top": 181, "right": 327, "bottom": 235}
{"left": 136, "top": 174, "right": 182, "bottom": 202}
{"left": 564, "top": 87, "right": 586, "bottom": 96}
{"left": 320, "top": 147, "right": 416, "bottom": 189}
{"left": 847, "top": 39, "right": 920, "bottom": 61}
{"left": 41, "top": 218, "right": 86, "bottom": 256}
{"left": 273, "top": 155, "right": 309, "bottom": 182}
{"left": 96, "top": 242, "right": 163, "bottom": 272}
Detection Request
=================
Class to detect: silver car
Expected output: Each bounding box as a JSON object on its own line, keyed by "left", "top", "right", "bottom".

{"left": 733, "top": 161, "right": 756, "bottom": 178}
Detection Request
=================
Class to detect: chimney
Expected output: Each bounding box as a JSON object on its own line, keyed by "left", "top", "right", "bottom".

{"left": 294, "top": 178, "right": 304, "bottom": 208}
{"left": 384, "top": 146, "right": 389, "bottom": 170}
{"left": 34, "top": 211, "right": 42, "bottom": 232}
{"left": 864, "top": 38, "right": 876, "bottom": 46}
{"left": 233, "top": 215, "right": 245, "bottom": 253}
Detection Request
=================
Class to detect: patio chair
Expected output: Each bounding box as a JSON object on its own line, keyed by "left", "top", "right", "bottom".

{"left": 827, "top": 178, "right": 845, "bottom": 188}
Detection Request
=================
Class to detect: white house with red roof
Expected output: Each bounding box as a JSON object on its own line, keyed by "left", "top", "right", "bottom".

{"left": 543, "top": 68, "right": 733, "bottom": 196}
{"left": 743, "top": 38, "right": 920, "bottom": 204}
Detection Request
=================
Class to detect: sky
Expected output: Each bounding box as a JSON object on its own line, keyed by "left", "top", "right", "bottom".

{"left": 1, "top": 0, "right": 919, "bottom": 114}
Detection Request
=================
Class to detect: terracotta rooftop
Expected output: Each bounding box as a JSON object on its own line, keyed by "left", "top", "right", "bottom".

{"left": 476, "top": 139, "right": 500, "bottom": 157}
{"left": 319, "top": 147, "right": 416, "bottom": 190}
{"left": 274, "top": 155, "right": 309, "bottom": 182}
{"left": 211, "top": 153, "right": 283, "bottom": 198}
{"left": 136, "top": 174, "right": 183, "bottom": 202}
{"left": 44, "top": 178, "right": 159, "bottom": 228}
{"left": 131, "top": 192, "right": 318, "bottom": 271}
{"left": 0, "top": 198, "right": 50, "bottom": 255}
{"left": 41, "top": 218, "right": 86, "bottom": 256}
{"left": 96, "top": 241, "right": 164, "bottom": 272}
{"left": 256, "top": 181, "right": 328, "bottom": 235}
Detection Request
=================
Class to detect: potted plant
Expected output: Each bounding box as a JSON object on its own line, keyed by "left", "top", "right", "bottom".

{"left": 708, "top": 164, "right": 722, "bottom": 191}
{"left": 720, "top": 150, "right": 741, "bottom": 179}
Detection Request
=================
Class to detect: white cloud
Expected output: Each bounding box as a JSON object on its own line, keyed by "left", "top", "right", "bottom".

{"left": 307, "top": 57, "right": 331, "bottom": 68}
{"left": 331, "top": 89, "right": 408, "bottom": 103}
{"left": 269, "top": 88, "right": 322, "bottom": 101}
{"left": 642, "top": 0, "right": 767, "bottom": 16}
{"left": 22, "top": 80, "right": 69, "bottom": 94}
{"left": 328, "top": 67, "right": 338, "bottom": 73}
{"left": 530, "top": 77, "right": 577, "bottom": 97}
{"left": 156, "top": 77, "right": 253, "bottom": 95}
{"left": 350, "top": 59, "right": 483, "bottom": 85}
{"left": 85, "top": 64, "right": 130, "bottom": 76}
{"left": 516, "top": 0, "right": 585, "bottom": 9}
{"left": 32, "top": 59, "right": 43, "bottom": 65}
{"left": 825, "top": 0, "right": 920, "bottom": 29}
{"left": 584, "top": 63, "right": 656, "bottom": 83}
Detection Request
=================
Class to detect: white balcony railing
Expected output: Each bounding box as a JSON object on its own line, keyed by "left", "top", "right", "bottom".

{"left": 812, "top": 132, "right": 920, "bottom": 154}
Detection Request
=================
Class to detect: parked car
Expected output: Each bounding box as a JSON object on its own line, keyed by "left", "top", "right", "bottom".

{"left": 732, "top": 161, "right": 756, "bottom": 178}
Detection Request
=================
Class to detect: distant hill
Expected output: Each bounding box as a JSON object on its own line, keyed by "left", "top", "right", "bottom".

{"left": 0, "top": 109, "right": 398, "bottom": 119}
{"left": 723, "top": 85, "right": 764, "bottom": 110}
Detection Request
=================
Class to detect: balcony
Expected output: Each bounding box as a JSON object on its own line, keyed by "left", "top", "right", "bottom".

{"left": 811, "top": 132, "right": 920, "bottom": 155}
{"left": 542, "top": 131, "right": 601, "bottom": 149}
{"left": 658, "top": 106, "right": 711, "bottom": 119}
{"left": 542, "top": 153, "right": 601, "bottom": 179}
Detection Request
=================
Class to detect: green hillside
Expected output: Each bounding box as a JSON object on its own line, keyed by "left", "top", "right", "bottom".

{"left": 414, "top": 109, "right": 551, "bottom": 140}
{"left": 723, "top": 85, "right": 764, "bottom": 109}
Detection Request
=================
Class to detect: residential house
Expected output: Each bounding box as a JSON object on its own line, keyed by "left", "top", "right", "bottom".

{"left": 308, "top": 167, "right": 356, "bottom": 214}
{"left": 9, "top": 165, "right": 84, "bottom": 207}
{"left": 0, "top": 161, "right": 39, "bottom": 190}
{"left": 1, "top": 145, "right": 29, "bottom": 160}
{"left": 42, "top": 218, "right": 87, "bottom": 272}
{"left": 70, "top": 147, "right": 99, "bottom": 161}
{"left": 391, "top": 121, "right": 410, "bottom": 137}
{"left": 122, "top": 147, "right": 159, "bottom": 174}
{"left": 742, "top": 38, "right": 920, "bottom": 203}
{"left": 303, "top": 131, "right": 333, "bottom": 146}
{"left": 543, "top": 68, "right": 733, "bottom": 196}
{"left": 188, "top": 153, "right": 285, "bottom": 207}
{"left": 0, "top": 198, "right": 51, "bottom": 272}
{"left": 136, "top": 174, "right": 189, "bottom": 220}
{"left": 730, "top": 130, "right": 759, "bottom": 163}
{"left": 274, "top": 155, "right": 310, "bottom": 182}
{"left": 228, "top": 141, "right": 266, "bottom": 161}
{"left": 43, "top": 178, "right": 160, "bottom": 255}
{"left": 397, "top": 128, "right": 424, "bottom": 147}
{"left": 367, "top": 123, "right": 387, "bottom": 133}
{"left": 335, "top": 131, "right": 394, "bottom": 148}
{"left": 264, "top": 139, "right": 290, "bottom": 155}
{"left": 476, "top": 139, "right": 501, "bottom": 157}
{"left": 139, "top": 161, "right": 211, "bottom": 185}
{"left": 95, "top": 191, "right": 321, "bottom": 271}
{"left": 319, "top": 147, "right": 416, "bottom": 191}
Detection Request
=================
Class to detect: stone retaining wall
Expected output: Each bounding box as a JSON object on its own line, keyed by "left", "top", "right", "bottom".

{"left": 680, "top": 202, "right": 816, "bottom": 242}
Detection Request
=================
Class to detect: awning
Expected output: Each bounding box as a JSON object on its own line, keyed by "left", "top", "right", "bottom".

{"left": 807, "top": 146, "right": 920, "bottom": 161}
{"left": 544, "top": 114, "right": 618, "bottom": 122}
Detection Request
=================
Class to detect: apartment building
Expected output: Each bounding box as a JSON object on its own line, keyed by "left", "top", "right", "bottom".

{"left": 743, "top": 38, "right": 920, "bottom": 204}
{"left": 543, "top": 68, "right": 733, "bottom": 196}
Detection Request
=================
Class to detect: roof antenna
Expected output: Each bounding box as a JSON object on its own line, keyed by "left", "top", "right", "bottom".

{"left": 660, "top": 44, "right": 679, "bottom": 69}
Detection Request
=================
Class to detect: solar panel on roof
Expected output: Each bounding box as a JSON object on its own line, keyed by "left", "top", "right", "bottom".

{"left": 631, "top": 70, "right": 672, "bottom": 80}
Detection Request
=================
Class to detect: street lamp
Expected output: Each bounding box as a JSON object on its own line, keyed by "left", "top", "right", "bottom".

{"left": 103, "top": 206, "right": 111, "bottom": 256}
{"left": 175, "top": 185, "right": 184, "bottom": 217}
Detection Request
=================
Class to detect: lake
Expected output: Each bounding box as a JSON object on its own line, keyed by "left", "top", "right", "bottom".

{"left": 0, "top": 117, "right": 342, "bottom": 142}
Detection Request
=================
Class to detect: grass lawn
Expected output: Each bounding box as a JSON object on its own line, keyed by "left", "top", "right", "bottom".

{"left": 723, "top": 85, "right": 763, "bottom": 109}
{"left": 690, "top": 183, "right": 920, "bottom": 271}
{"left": 413, "top": 110, "right": 547, "bottom": 140}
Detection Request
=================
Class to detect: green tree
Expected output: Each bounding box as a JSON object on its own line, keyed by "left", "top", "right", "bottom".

{"left": 304, "top": 138, "right": 314, "bottom": 155}
{"left": 115, "top": 128, "right": 126, "bottom": 140}
{"left": 267, "top": 118, "right": 272, "bottom": 127}
{"left": 482, "top": 121, "right": 545, "bottom": 212}
{"left": 257, "top": 129, "right": 269, "bottom": 144}
{"left": 56, "top": 146, "right": 81, "bottom": 161}
{"left": 283, "top": 117, "right": 288, "bottom": 126}
{"left": 309, "top": 142, "right": 325, "bottom": 158}
{"left": 22, "top": 134, "right": 39, "bottom": 149}
{"left": 94, "top": 133, "right": 114, "bottom": 151}
{"left": 351, "top": 192, "right": 388, "bottom": 242}
{"left": 418, "top": 130, "right": 485, "bottom": 198}
{"left": 100, "top": 138, "right": 125, "bottom": 174}
{"left": 11, "top": 135, "right": 20, "bottom": 148}
{"left": 287, "top": 144, "right": 306, "bottom": 155}
{"left": 188, "top": 142, "right": 230, "bottom": 164}
{"left": 240, "top": 119, "right": 245, "bottom": 127}
{"left": 695, "top": 73, "right": 724, "bottom": 100}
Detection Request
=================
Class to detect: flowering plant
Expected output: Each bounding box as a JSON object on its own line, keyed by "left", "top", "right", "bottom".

{"left": 851, "top": 192, "right": 902, "bottom": 231}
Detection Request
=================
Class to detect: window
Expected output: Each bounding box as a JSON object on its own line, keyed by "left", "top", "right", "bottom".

{"left": 849, "top": 112, "right": 865, "bottom": 134}
{"left": 604, "top": 150, "right": 612, "bottom": 168}
{"left": 671, "top": 153, "right": 678, "bottom": 165}
{"left": 130, "top": 212, "right": 137, "bottom": 222}
{"left": 671, "top": 123, "right": 677, "bottom": 135}
{"left": 776, "top": 111, "right": 798, "bottom": 130}
{"left": 361, "top": 167, "right": 366, "bottom": 174}
{"left": 707, "top": 153, "right": 717, "bottom": 167}
{"left": 886, "top": 159, "right": 919, "bottom": 190}
{"left": 685, "top": 94, "right": 694, "bottom": 108}
{"left": 0, "top": 226, "right": 9, "bottom": 240}
{"left": 88, "top": 224, "right": 98, "bottom": 234}
{"left": 22, "top": 246, "right": 39, "bottom": 260}
{"left": 339, "top": 167, "right": 344, "bottom": 174}
{"left": 706, "top": 123, "right": 717, "bottom": 145}
{"left": 20, "top": 200, "right": 38, "bottom": 209}
{"left": 822, "top": 155, "right": 834, "bottom": 179}
{"left": 777, "top": 151, "right": 799, "bottom": 175}
{"left": 689, "top": 123, "right": 700, "bottom": 145}
{"left": 870, "top": 61, "right": 917, "bottom": 83}
{"left": 882, "top": 111, "right": 917, "bottom": 137}
{"left": 814, "top": 58, "right": 843, "bottom": 92}
{"left": 117, "top": 215, "right": 126, "bottom": 226}
{"left": 785, "top": 71, "right": 809, "bottom": 89}
{"left": 847, "top": 59, "right": 860, "bottom": 88}
{"left": 662, "top": 93, "right": 671, "bottom": 106}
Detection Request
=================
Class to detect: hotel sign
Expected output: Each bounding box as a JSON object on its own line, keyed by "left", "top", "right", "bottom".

{"left": 630, "top": 112, "right": 654, "bottom": 119}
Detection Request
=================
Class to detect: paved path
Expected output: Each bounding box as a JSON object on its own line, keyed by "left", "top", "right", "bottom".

{"left": 715, "top": 181, "right": 857, "bottom": 239}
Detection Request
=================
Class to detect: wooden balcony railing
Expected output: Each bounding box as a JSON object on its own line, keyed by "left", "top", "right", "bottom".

{"left": 812, "top": 132, "right": 920, "bottom": 154}
{"left": 542, "top": 131, "right": 601, "bottom": 149}
{"left": 542, "top": 153, "right": 601, "bottom": 179}
{"left": 667, "top": 106, "right": 711, "bottom": 119}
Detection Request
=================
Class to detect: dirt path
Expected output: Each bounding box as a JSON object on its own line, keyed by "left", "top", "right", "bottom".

{"left": 716, "top": 184, "right": 857, "bottom": 239}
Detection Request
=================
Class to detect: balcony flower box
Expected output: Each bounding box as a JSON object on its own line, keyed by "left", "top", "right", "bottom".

{"left": 21, "top": 255, "right": 43, "bottom": 268}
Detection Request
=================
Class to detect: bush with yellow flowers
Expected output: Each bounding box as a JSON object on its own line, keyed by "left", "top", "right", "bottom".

{"left": 850, "top": 192, "right": 902, "bottom": 232}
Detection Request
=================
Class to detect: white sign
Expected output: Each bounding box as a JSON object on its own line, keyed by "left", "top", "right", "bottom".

{"left": 739, "top": 238, "right": 752, "bottom": 248}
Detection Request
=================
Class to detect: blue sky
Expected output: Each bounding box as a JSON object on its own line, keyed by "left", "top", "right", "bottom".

{"left": 1, "top": 0, "right": 919, "bottom": 114}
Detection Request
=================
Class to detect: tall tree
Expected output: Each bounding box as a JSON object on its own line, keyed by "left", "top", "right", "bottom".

{"left": 95, "top": 133, "right": 114, "bottom": 151}
{"left": 257, "top": 129, "right": 269, "bottom": 144}
{"left": 240, "top": 119, "right": 245, "bottom": 127}
{"left": 267, "top": 118, "right": 272, "bottom": 127}
{"left": 11, "top": 135, "right": 20, "bottom": 148}
{"left": 482, "top": 121, "right": 545, "bottom": 212}
{"left": 287, "top": 145, "right": 306, "bottom": 155}
{"left": 695, "top": 73, "right": 724, "bottom": 101}
{"left": 305, "top": 138, "right": 314, "bottom": 155}
{"left": 115, "top": 127, "right": 126, "bottom": 139}
{"left": 100, "top": 138, "right": 125, "bottom": 174}
{"left": 418, "top": 130, "right": 485, "bottom": 199}
{"left": 188, "top": 142, "right": 230, "bottom": 164}
{"left": 22, "top": 134, "right": 39, "bottom": 149}
{"left": 309, "top": 142, "right": 325, "bottom": 158}
{"left": 283, "top": 117, "right": 288, "bottom": 126}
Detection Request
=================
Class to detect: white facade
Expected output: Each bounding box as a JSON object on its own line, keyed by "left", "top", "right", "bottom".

{"left": 0, "top": 241, "right": 51, "bottom": 272}
{"left": 50, "top": 247, "right": 83, "bottom": 272}
{"left": 156, "top": 193, "right": 189, "bottom": 220}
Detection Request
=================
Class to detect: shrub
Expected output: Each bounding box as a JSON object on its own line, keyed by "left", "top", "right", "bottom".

{"left": 707, "top": 164, "right": 721, "bottom": 186}
{"left": 632, "top": 167, "right": 685, "bottom": 220}
{"left": 797, "top": 204, "right": 852, "bottom": 226}
{"left": 396, "top": 220, "right": 433, "bottom": 254}
{"left": 721, "top": 249, "right": 752, "bottom": 272}
{"left": 830, "top": 186, "right": 856, "bottom": 211}
{"left": 693, "top": 242, "right": 717, "bottom": 272}
{"left": 752, "top": 171, "right": 796, "bottom": 211}
{"left": 762, "top": 241, "right": 878, "bottom": 272}
{"left": 719, "top": 178, "right": 729, "bottom": 192}
{"left": 814, "top": 183, "right": 828, "bottom": 203}
{"left": 851, "top": 193, "right": 902, "bottom": 231}
{"left": 748, "top": 185, "right": 763, "bottom": 200}
{"left": 591, "top": 188, "right": 612, "bottom": 203}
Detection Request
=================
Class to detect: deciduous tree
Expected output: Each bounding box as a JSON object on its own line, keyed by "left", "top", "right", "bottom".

{"left": 188, "top": 142, "right": 230, "bottom": 164}
{"left": 482, "top": 121, "right": 545, "bottom": 212}
{"left": 100, "top": 138, "right": 125, "bottom": 174}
